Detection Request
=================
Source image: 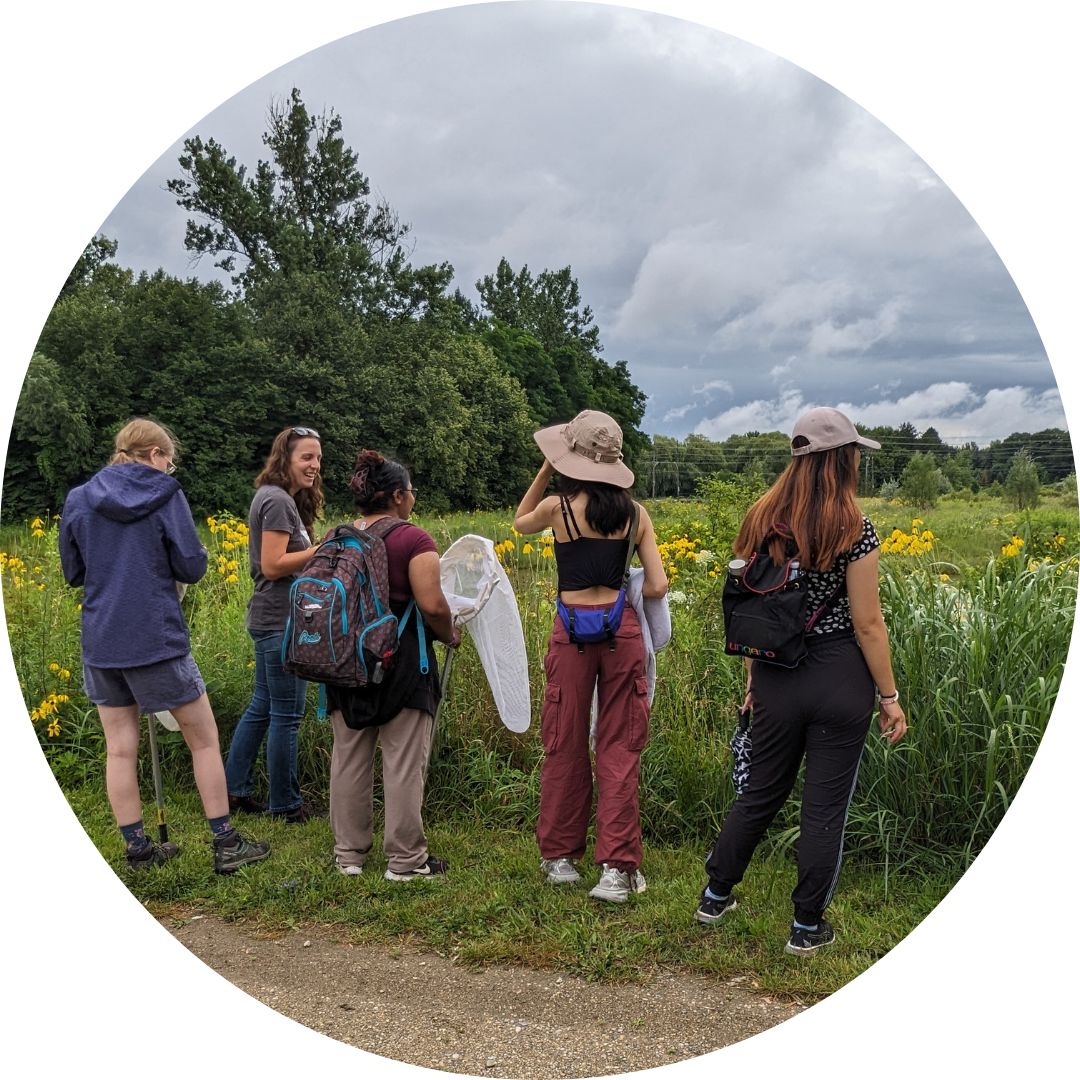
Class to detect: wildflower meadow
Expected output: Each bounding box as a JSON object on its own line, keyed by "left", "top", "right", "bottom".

{"left": 3, "top": 487, "right": 1076, "bottom": 993}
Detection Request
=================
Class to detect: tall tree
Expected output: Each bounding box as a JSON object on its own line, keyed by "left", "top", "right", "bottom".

{"left": 1004, "top": 449, "right": 1041, "bottom": 510}
{"left": 475, "top": 257, "right": 647, "bottom": 466}
{"left": 167, "top": 88, "right": 453, "bottom": 320}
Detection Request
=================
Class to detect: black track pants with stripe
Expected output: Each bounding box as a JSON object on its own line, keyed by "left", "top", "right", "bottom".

{"left": 705, "top": 633, "right": 875, "bottom": 926}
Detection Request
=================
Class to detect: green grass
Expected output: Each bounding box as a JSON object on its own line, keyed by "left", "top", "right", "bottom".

{"left": 67, "top": 782, "right": 949, "bottom": 999}
{"left": 5, "top": 493, "right": 1075, "bottom": 996}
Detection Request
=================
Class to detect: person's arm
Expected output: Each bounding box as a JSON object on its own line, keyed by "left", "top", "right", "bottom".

{"left": 633, "top": 504, "right": 668, "bottom": 599}
{"left": 260, "top": 530, "right": 317, "bottom": 581}
{"left": 58, "top": 504, "right": 85, "bottom": 587}
{"left": 513, "top": 462, "right": 558, "bottom": 535}
{"left": 407, "top": 550, "right": 460, "bottom": 646}
{"left": 847, "top": 548, "right": 908, "bottom": 745}
{"left": 163, "top": 490, "right": 208, "bottom": 584}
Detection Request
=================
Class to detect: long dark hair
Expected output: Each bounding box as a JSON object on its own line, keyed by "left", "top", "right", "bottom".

{"left": 254, "top": 427, "right": 324, "bottom": 533}
{"left": 349, "top": 449, "right": 411, "bottom": 513}
{"left": 735, "top": 444, "right": 862, "bottom": 571}
{"left": 556, "top": 474, "right": 634, "bottom": 536}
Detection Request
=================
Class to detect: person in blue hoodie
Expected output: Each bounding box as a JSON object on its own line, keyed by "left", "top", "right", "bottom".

{"left": 59, "top": 418, "right": 271, "bottom": 875}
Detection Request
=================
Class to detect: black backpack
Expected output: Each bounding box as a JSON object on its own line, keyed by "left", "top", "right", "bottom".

{"left": 721, "top": 530, "right": 839, "bottom": 669}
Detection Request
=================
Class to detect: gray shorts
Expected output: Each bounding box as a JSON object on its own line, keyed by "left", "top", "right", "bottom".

{"left": 83, "top": 653, "right": 206, "bottom": 713}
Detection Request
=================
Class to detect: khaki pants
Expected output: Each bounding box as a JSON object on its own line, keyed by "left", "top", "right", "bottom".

{"left": 329, "top": 706, "right": 434, "bottom": 874}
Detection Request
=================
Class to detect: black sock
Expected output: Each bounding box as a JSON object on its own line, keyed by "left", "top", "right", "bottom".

{"left": 120, "top": 820, "right": 150, "bottom": 853}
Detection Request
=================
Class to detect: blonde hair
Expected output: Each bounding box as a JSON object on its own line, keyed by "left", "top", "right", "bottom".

{"left": 109, "top": 418, "right": 179, "bottom": 467}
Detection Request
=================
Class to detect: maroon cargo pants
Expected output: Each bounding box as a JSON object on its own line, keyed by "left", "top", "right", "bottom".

{"left": 536, "top": 605, "right": 649, "bottom": 872}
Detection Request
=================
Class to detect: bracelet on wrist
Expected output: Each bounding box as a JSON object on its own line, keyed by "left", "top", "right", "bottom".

{"left": 878, "top": 691, "right": 900, "bottom": 705}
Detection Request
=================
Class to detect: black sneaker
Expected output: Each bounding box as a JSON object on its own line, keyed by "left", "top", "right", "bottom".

{"left": 383, "top": 855, "right": 449, "bottom": 882}
{"left": 784, "top": 918, "right": 836, "bottom": 956}
{"left": 694, "top": 890, "right": 737, "bottom": 925}
{"left": 213, "top": 832, "right": 271, "bottom": 874}
{"left": 228, "top": 793, "right": 267, "bottom": 814}
{"left": 126, "top": 840, "right": 180, "bottom": 872}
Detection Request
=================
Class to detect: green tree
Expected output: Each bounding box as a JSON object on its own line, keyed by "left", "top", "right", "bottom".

{"left": 899, "top": 452, "right": 945, "bottom": 509}
{"left": 167, "top": 88, "right": 453, "bottom": 319}
{"left": 1004, "top": 449, "right": 1041, "bottom": 510}
{"left": 474, "top": 258, "right": 647, "bottom": 466}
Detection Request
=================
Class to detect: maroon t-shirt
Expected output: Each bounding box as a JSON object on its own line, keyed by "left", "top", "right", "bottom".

{"left": 380, "top": 521, "right": 439, "bottom": 609}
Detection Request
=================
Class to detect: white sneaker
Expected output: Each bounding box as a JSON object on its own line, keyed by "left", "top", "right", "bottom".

{"left": 383, "top": 855, "right": 449, "bottom": 882}
{"left": 337, "top": 863, "right": 364, "bottom": 876}
{"left": 541, "top": 857, "right": 582, "bottom": 884}
{"left": 589, "top": 864, "right": 647, "bottom": 903}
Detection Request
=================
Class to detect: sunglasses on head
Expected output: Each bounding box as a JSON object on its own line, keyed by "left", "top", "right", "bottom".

{"left": 291, "top": 426, "right": 321, "bottom": 440}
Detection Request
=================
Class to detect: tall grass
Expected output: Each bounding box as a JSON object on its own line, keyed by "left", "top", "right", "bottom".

{"left": 4, "top": 499, "right": 1075, "bottom": 875}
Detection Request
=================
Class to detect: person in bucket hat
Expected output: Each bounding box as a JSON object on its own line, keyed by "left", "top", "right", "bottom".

{"left": 514, "top": 411, "right": 668, "bottom": 903}
{"left": 532, "top": 410, "right": 637, "bottom": 488}
{"left": 695, "top": 406, "right": 906, "bottom": 955}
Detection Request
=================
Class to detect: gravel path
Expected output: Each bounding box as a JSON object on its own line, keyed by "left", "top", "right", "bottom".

{"left": 163, "top": 912, "right": 806, "bottom": 1078}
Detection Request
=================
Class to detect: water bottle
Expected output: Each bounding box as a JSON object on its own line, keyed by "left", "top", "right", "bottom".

{"left": 728, "top": 558, "right": 747, "bottom": 579}
{"left": 787, "top": 560, "right": 800, "bottom": 582}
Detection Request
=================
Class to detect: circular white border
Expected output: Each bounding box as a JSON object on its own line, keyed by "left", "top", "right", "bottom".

{"left": 2, "top": 3, "right": 1075, "bottom": 1077}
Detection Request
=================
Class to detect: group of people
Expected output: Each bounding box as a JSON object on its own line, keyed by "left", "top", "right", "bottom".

{"left": 59, "top": 404, "right": 905, "bottom": 956}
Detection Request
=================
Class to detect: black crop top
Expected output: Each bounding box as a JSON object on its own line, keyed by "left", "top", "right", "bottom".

{"left": 553, "top": 496, "right": 633, "bottom": 592}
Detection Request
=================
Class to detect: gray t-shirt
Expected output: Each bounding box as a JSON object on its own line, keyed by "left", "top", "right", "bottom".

{"left": 245, "top": 484, "right": 311, "bottom": 632}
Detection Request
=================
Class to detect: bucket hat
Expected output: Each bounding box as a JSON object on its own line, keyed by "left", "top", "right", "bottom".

{"left": 533, "top": 410, "right": 635, "bottom": 488}
{"left": 790, "top": 407, "right": 881, "bottom": 456}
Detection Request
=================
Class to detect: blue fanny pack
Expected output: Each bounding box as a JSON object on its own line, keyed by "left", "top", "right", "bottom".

{"left": 555, "top": 505, "right": 639, "bottom": 650}
{"left": 556, "top": 590, "right": 628, "bottom": 645}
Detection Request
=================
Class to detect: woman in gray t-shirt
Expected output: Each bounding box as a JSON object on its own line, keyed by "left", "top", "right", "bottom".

{"left": 224, "top": 427, "right": 323, "bottom": 821}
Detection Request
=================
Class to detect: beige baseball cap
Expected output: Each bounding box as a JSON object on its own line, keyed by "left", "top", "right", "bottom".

{"left": 533, "top": 410, "right": 635, "bottom": 488}
{"left": 790, "top": 407, "right": 881, "bottom": 456}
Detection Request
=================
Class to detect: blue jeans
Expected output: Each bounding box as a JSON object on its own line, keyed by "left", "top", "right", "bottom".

{"left": 225, "top": 629, "right": 308, "bottom": 814}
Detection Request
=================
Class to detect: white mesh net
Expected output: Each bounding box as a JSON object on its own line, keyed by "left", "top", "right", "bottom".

{"left": 440, "top": 534, "right": 531, "bottom": 732}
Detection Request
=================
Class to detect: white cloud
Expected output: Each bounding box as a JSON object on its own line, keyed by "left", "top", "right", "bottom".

{"left": 806, "top": 298, "right": 906, "bottom": 356}
{"left": 663, "top": 403, "right": 694, "bottom": 421}
{"left": 693, "top": 379, "right": 733, "bottom": 395}
{"left": 695, "top": 382, "right": 1068, "bottom": 444}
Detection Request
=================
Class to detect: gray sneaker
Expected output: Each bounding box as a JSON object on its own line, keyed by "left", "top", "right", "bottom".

{"left": 588, "top": 864, "right": 647, "bottom": 903}
{"left": 126, "top": 840, "right": 180, "bottom": 872}
{"left": 541, "top": 857, "right": 582, "bottom": 884}
{"left": 213, "top": 832, "right": 271, "bottom": 874}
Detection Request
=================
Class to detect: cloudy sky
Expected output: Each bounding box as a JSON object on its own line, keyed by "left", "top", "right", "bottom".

{"left": 99, "top": 1, "right": 1061, "bottom": 445}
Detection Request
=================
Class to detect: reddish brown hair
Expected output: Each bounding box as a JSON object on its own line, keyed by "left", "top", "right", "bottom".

{"left": 255, "top": 427, "right": 324, "bottom": 533}
{"left": 735, "top": 444, "right": 863, "bottom": 571}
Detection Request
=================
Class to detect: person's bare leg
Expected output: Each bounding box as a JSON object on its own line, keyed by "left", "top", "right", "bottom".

{"left": 98, "top": 705, "right": 144, "bottom": 827}
{"left": 171, "top": 693, "right": 229, "bottom": 820}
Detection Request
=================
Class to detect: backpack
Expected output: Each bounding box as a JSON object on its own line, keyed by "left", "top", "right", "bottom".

{"left": 281, "top": 518, "right": 425, "bottom": 690}
{"left": 721, "top": 528, "right": 839, "bottom": 669}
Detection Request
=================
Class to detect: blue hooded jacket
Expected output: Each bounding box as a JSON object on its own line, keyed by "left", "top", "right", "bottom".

{"left": 59, "top": 463, "right": 208, "bottom": 668}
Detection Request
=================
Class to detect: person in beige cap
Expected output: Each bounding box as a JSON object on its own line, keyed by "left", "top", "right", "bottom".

{"left": 695, "top": 406, "right": 907, "bottom": 955}
{"left": 514, "top": 410, "right": 668, "bottom": 902}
